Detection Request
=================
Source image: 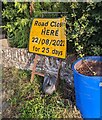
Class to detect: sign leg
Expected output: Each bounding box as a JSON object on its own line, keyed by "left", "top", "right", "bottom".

{"left": 30, "top": 54, "right": 40, "bottom": 83}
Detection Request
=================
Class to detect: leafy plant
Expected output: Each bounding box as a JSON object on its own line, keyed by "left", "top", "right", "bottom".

{"left": 2, "top": 2, "right": 30, "bottom": 48}
{"left": 4, "top": 68, "right": 71, "bottom": 118}
{"left": 2, "top": 2, "right": 102, "bottom": 56}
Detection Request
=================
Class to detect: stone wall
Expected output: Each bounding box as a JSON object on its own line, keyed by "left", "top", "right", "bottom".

{"left": 1, "top": 39, "right": 77, "bottom": 87}
{"left": 2, "top": 47, "right": 34, "bottom": 70}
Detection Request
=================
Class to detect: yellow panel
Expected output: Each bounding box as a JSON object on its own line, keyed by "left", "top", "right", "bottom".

{"left": 29, "top": 17, "right": 66, "bottom": 59}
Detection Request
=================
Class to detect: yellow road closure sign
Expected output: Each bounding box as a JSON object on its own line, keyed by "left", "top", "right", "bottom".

{"left": 29, "top": 17, "right": 66, "bottom": 59}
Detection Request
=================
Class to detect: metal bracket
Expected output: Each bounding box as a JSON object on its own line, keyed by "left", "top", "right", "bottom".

{"left": 41, "top": 12, "right": 68, "bottom": 14}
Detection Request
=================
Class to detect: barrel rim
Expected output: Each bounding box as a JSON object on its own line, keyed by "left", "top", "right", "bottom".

{"left": 72, "top": 56, "right": 102, "bottom": 79}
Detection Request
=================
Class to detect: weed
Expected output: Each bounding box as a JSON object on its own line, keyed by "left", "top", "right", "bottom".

{"left": 2, "top": 67, "right": 81, "bottom": 118}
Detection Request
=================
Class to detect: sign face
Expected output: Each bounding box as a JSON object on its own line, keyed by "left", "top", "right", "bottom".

{"left": 29, "top": 17, "right": 66, "bottom": 58}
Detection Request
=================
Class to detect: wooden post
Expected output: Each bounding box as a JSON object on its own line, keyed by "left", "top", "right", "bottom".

{"left": 30, "top": 54, "right": 44, "bottom": 83}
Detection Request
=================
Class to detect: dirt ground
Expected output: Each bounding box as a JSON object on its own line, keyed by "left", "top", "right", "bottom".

{"left": 77, "top": 60, "right": 102, "bottom": 76}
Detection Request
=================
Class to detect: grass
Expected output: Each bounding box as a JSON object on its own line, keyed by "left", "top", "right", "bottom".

{"left": 2, "top": 67, "right": 81, "bottom": 119}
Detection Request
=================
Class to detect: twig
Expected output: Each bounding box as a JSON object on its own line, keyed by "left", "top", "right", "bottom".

{"left": 83, "top": 60, "right": 97, "bottom": 76}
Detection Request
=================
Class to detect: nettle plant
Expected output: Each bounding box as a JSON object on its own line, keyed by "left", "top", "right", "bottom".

{"left": 2, "top": 2, "right": 102, "bottom": 56}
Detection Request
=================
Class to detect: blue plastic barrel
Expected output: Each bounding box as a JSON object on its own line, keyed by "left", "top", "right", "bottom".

{"left": 72, "top": 56, "right": 102, "bottom": 119}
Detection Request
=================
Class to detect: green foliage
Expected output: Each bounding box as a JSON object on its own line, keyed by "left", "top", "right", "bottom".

{"left": 65, "top": 2, "right": 102, "bottom": 56}
{"left": 2, "top": 2, "right": 31, "bottom": 48}
{"left": 2, "top": 2, "right": 102, "bottom": 56}
{"left": 6, "top": 68, "right": 70, "bottom": 119}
